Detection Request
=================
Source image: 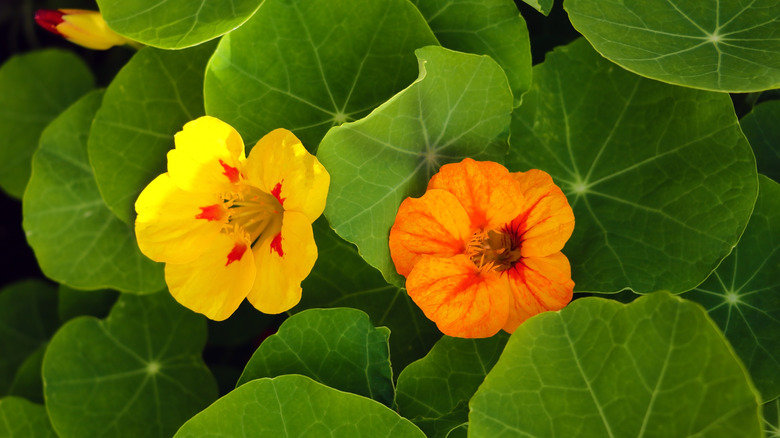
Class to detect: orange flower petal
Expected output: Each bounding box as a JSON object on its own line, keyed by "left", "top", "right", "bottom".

{"left": 389, "top": 189, "right": 472, "bottom": 277}
{"left": 406, "top": 254, "right": 510, "bottom": 338}
{"left": 165, "top": 232, "right": 256, "bottom": 321}
{"left": 427, "top": 158, "right": 524, "bottom": 231}
{"left": 502, "top": 252, "right": 574, "bottom": 333}
{"left": 510, "top": 169, "right": 574, "bottom": 257}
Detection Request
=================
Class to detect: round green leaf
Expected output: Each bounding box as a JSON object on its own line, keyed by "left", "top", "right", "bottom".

{"left": 684, "top": 176, "right": 780, "bottom": 401}
{"left": 765, "top": 398, "right": 780, "bottom": 437}
{"left": 395, "top": 334, "right": 508, "bottom": 438}
{"left": 174, "top": 375, "right": 425, "bottom": 437}
{"left": 469, "top": 292, "right": 763, "bottom": 437}
{"left": 0, "top": 49, "right": 93, "bottom": 198}
{"left": 0, "top": 397, "right": 56, "bottom": 438}
{"left": 23, "top": 90, "right": 164, "bottom": 293}
{"left": 299, "top": 218, "right": 441, "bottom": 371}
{"left": 43, "top": 291, "right": 217, "bottom": 438}
{"left": 318, "top": 46, "right": 513, "bottom": 286}
{"left": 411, "top": 0, "right": 532, "bottom": 104}
{"left": 564, "top": 0, "right": 780, "bottom": 92}
{"left": 238, "top": 308, "right": 393, "bottom": 407}
{"left": 204, "top": 0, "right": 438, "bottom": 149}
{"left": 740, "top": 100, "right": 780, "bottom": 183}
{"left": 89, "top": 44, "right": 214, "bottom": 224}
{"left": 508, "top": 38, "right": 757, "bottom": 294}
{"left": 96, "top": 0, "right": 263, "bottom": 49}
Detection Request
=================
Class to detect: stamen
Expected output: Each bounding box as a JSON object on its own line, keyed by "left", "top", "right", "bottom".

{"left": 467, "top": 228, "right": 522, "bottom": 272}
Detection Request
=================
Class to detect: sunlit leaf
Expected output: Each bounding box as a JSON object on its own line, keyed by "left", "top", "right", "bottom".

{"left": 740, "top": 100, "right": 780, "bottom": 183}
{"left": 518, "top": 0, "right": 554, "bottom": 15}
{"left": 0, "top": 397, "right": 56, "bottom": 438}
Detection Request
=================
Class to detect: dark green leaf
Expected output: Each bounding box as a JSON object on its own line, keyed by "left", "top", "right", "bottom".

{"left": 58, "top": 284, "right": 119, "bottom": 322}
{"left": 764, "top": 398, "right": 780, "bottom": 437}
{"left": 0, "top": 397, "right": 56, "bottom": 438}
{"left": 7, "top": 345, "right": 46, "bottom": 404}
{"left": 741, "top": 100, "right": 780, "bottom": 183}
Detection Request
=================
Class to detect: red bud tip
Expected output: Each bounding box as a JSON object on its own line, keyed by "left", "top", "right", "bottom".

{"left": 35, "top": 9, "right": 65, "bottom": 35}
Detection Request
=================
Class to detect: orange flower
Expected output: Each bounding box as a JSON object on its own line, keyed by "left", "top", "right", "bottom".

{"left": 389, "top": 159, "right": 574, "bottom": 338}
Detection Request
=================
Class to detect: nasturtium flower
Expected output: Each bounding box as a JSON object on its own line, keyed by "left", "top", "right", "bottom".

{"left": 135, "top": 116, "right": 329, "bottom": 320}
{"left": 35, "top": 9, "right": 133, "bottom": 50}
{"left": 389, "top": 159, "right": 574, "bottom": 338}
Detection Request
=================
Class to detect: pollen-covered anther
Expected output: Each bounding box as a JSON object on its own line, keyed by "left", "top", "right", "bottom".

{"left": 467, "top": 229, "right": 521, "bottom": 272}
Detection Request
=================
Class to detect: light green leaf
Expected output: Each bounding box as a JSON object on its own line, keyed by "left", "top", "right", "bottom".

{"left": 238, "top": 308, "right": 393, "bottom": 406}
{"left": 765, "top": 398, "right": 780, "bottom": 438}
{"left": 96, "top": 0, "right": 263, "bottom": 49}
{"left": 395, "top": 334, "right": 508, "bottom": 438}
{"left": 0, "top": 49, "right": 93, "bottom": 198}
{"left": 319, "top": 46, "right": 513, "bottom": 286}
{"left": 23, "top": 90, "right": 164, "bottom": 293}
{"left": 89, "top": 44, "right": 214, "bottom": 224}
{"left": 204, "top": 0, "right": 438, "bottom": 149}
{"left": 564, "top": 0, "right": 780, "bottom": 92}
{"left": 469, "top": 292, "right": 763, "bottom": 438}
{"left": 57, "top": 284, "right": 118, "bottom": 322}
{"left": 411, "top": 0, "right": 532, "bottom": 104}
{"left": 299, "top": 218, "right": 441, "bottom": 371}
{"left": 0, "top": 397, "right": 56, "bottom": 438}
{"left": 683, "top": 176, "right": 780, "bottom": 401}
{"left": 0, "top": 280, "right": 58, "bottom": 397}
{"left": 174, "top": 375, "right": 425, "bottom": 437}
{"left": 43, "top": 291, "right": 217, "bottom": 438}
{"left": 508, "top": 38, "right": 757, "bottom": 294}
{"left": 518, "top": 0, "right": 554, "bottom": 15}
{"left": 741, "top": 100, "right": 780, "bottom": 183}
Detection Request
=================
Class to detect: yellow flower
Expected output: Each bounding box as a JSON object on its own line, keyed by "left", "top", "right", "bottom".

{"left": 35, "top": 9, "right": 133, "bottom": 50}
{"left": 135, "top": 116, "right": 329, "bottom": 320}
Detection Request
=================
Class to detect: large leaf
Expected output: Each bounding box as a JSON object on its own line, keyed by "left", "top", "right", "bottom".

{"left": 564, "top": 0, "right": 780, "bottom": 92}
{"left": 204, "top": 0, "right": 438, "bottom": 149}
{"left": 174, "top": 375, "right": 425, "bottom": 437}
{"left": 299, "top": 218, "right": 441, "bottom": 371}
{"left": 684, "top": 176, "right": 780, "bottom": 401}
{"left": 395, "top": 334, "right": 508, "bottom": 438}
{"left": 96, "top": 0, "right": 263, "bottom": 49}
{"left": 0, "top": 49, "right": 93, "bottom": 198}
{"left": 740, "top": 100, "right": 780, "bottom": 183}
{"left": 42, "top": 291, "right": 217, "bottom": 438}
{"left": 238, "top": 308, "right": 393, "bottom": 407}
{"left": 0, "top": 397, "right": 56, "bottom": 438}
{"left": 89, "top": 44, "right": 214, "bottom": 224}
{"left": 508, "top": 38, "right": 757, "bottom": 294}
{"left": 23, "top": 90, "right": 164, "bottom": 293}
{"left": 469, "top": 292, "right": 763, "bottom": 437}
{"left": 411, "top": 0, "right": 532, "bottom": 104}
{"left": 318, "top": 46, "right": 513, "bottom": 286}
{"left": 765, "top": 398, "right": 780, "bottom": 437}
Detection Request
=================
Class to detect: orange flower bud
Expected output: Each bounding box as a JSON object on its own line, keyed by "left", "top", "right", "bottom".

{"left": 35, "top": 9, "right": 133, "bottom": 50}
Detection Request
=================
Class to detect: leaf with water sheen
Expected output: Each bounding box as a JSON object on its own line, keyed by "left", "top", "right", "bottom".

{"left": 740, "top": 100, "right": 780, "bottom": 183}
{"left": 0, "top": 397, "right": 56, "bottom": 438}
{"left": 508, "top": 38, "right": 757, "bottom": 294}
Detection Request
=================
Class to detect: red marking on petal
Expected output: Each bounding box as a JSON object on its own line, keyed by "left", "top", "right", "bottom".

{"left": 270, "top": 233, "right": 284, "bottom": 257}
{"left": 195, "top": 204, "right": 225, "bottom": 222}
{"left": 219, "top": 159, "right": 240, "bottom": 183}
{"left": 271, "top": 181, "right": 285, "bottom": 205}
{"left": 35, "top": 9, "right": 65, "bottom": 35}
{"left": 225, "top": 242, "right": 248, "bottom": 266}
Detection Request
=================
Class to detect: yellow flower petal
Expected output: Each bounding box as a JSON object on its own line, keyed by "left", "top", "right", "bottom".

{"left": 244, "top": 129, "right": 329, "bottom": 222}
{"left": 247, "top": 211, "right": 317, "bottom": 314}
{"left": 135, "top": 173, "right": 226, "bottom": 264}
{"left": 165, "top": 232, "right": 256, "bottom": 321}
{"left": 167, "top": 116, "right": 247, "bottom": 194}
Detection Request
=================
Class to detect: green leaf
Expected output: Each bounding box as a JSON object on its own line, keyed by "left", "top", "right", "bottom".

{"left": 23, "top": 90, "right": 165, "bottom": 293}
{"left": 0, "top": 280, "right": 58, "bottom": 397}
{"left": 741, "top": 100, "right": 780, "bottom": 183}
{"left": 564, "top": 0, "right": 780, "bottom": 92}
{"left": 299, "top": 218, "right": 441, "bottom": 371}
{"left": 7, "top": 345, "right": 46, "bottom": 404}
{"left": 469, "top": 292, "right": 763, "bottom": 437}
{"left": 318, "top": 46, "right": 513, "bottom": 286}
{"left": 0, "top": 49, "right": 93, "bottom": 198}
{"left": 395, "top": 334, "right": 509, "bottom": 438}
{"left": 43, "top": 291, "right": 217, "bottom": 438}
{"left": 508, "top": 38, "right": 758, "bottom": 294}
{"left": 58, "top": 284, "right": 118, "bottom": 322}
{"left": 204, "top": 0, "right": 438, "bottom": 149}
{"left": 238, "top": 308, "right": 393, "bottom": 406}
{"left": 518, "top": 0, "right": 554, "bottom": 15}
{"left": 683, "top": 176, "right": 780, "bottom": 402}
{"left": 96, "top": 0, "right": 263, "bottom": 49}
{"left": 89, "top": 44, "right": 214, "bottom": 224}
{"left": 0, "top": 397, "right": 56, "bottom": 438}
{"left": 174, "top": 375, "right": 425, "bottom": 437}
{"left": 765, "top": 398, "right": 780, "bottom": 437}
{"left": 411, "top": 0, "right": 532, "bottom": 104}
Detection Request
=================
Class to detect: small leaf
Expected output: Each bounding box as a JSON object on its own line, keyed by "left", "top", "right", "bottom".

{"left": 43, "top": 291, "right": 218, "bottom": 438}
{"left": 469, "top": 292, "right": 763, "bottom": 437}
{"left": 238, "top": 308, "right": 393, "bottom": 407}
{"left": 740, "top": 100, "right": 780, "bottom": 183}
{"left": 0, "top": 397, "right": 56, "bottom": 438}
{"left": 174, "top": 375, "right": 425, "bottom": 438}
{"left": 23, "top": 90, "right": 165, "bottom": 293}
{"left": 0, "top": 49, "right": 93, "bottom": 198}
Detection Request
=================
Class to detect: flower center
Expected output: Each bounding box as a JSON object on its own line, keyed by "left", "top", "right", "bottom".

{"left": 467, "top": 229, "right": 521, "bottom": 272}
{"left": 225, "top": 183, "right": 284, "bottom": 247}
